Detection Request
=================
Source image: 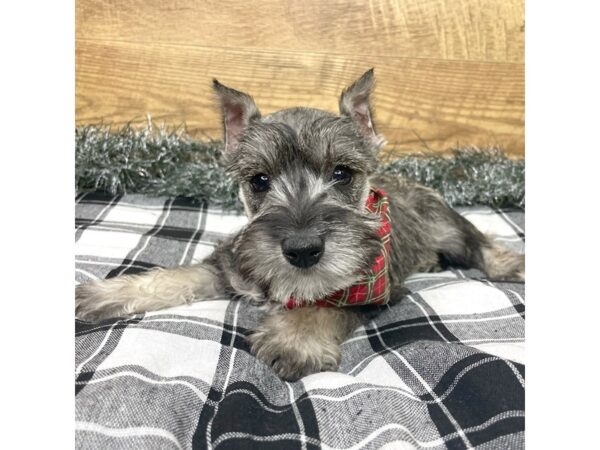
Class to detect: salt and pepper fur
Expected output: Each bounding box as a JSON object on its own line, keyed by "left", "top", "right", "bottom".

{"left": 76, "top": 69, "right": 524, "bottom": 380}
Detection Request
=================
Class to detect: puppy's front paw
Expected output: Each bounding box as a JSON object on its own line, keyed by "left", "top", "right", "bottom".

{"left": 75, "top": 281, "right": 132, "bottom": 322}
{"left": 247, "top": 327, "right": 341, "bottom": 381}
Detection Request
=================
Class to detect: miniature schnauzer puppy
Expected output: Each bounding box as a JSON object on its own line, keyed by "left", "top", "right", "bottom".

{"left": 76, "top": 69, "right": 524, "bottom": 380}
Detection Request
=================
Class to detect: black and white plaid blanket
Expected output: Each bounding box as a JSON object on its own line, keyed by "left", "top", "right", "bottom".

{"left": 75, "top": 192, "right": 525, "bottom": 449}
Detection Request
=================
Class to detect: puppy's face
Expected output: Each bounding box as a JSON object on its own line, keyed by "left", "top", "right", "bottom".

{"left": 213, "top": 70, "right": 385, "bottom": 304}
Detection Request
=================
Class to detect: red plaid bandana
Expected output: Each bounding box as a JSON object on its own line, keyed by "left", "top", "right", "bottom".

{"left": 285, "top": 188, "right": 391, "bottom": 309}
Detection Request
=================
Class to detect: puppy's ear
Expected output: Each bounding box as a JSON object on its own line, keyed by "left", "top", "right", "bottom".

{"left": 213, "top": 79, "right": 261, "bottom": 154}
{"left": 339, "top": 69, "right": 384, "bottom": 150}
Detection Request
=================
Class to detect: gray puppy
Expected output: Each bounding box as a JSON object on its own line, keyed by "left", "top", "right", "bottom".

{"left": 76, "top": 69, "right": 524, "bottom": 381}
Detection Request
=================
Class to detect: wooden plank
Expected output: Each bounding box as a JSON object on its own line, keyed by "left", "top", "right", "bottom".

{"left": 76, "top": 39, "right": 523, "bottom": 156}
{"left": 76, "top": 0, "right": 524, "bottom": 63}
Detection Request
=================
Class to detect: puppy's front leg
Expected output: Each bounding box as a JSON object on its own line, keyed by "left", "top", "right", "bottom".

{"left": 248, "top": 306, "right": 360, "bottom": 381}
{"left": 76, "top": 264, "right": 223, "bottom": 322}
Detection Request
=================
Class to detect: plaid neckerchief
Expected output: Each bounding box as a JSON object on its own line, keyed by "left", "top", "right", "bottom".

{"left": 285, "top": 188, "right": 392, "bottom": 309}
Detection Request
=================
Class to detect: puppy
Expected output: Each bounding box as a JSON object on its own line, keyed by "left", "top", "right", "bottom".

{"left": 76, "top": 69, "right": 524, "bottom": 380}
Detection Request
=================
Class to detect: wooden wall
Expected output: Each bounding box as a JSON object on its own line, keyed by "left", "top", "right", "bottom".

{"left": 76, "top": 0, "right": 524, "bottom": 157}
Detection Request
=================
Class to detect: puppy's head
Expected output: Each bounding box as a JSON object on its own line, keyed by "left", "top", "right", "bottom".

{"left": 213, "top": 69, "right": 385, "bottom": 304}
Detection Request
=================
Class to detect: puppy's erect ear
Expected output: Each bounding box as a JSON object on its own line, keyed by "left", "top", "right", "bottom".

{"left": 339, "top": 69, "right": 384, "bottom": 149}
{"left": 213, "top": 79, "right": 261, "bottom": 154}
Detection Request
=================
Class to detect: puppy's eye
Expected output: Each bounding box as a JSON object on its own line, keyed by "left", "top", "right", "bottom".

{"left": 332, "top": 166, "right": 352, "bottom": 185}
{"left": 250, "top": 173, "right": 270, "bottom": 192}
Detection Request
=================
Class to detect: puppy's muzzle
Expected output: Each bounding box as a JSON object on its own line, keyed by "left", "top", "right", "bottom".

{"left": 281, "top": 235, "right": 324, "bottom": 269}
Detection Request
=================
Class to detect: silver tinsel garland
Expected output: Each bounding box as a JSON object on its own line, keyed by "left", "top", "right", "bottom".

{"left": 76, "top": 123, "right": 524, "bottom": 210}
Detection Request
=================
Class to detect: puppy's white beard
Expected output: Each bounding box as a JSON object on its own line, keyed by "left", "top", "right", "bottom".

{"left": 267, "top": 244, "right": 366, "bottom": 304}
{"left": 269, "top": 271, "right": 363, "bottom": 304}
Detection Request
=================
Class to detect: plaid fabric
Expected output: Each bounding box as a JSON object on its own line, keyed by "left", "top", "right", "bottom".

{"left": 286, "top": 188, "right": 392, "bottom": 309}
{"left": 75, "top": 192, "right": 525, "bottom": 450}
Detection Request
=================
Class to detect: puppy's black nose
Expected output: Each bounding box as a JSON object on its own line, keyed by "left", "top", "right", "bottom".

{"left": 281, "top": 236, "right": 324, "bottom": 268}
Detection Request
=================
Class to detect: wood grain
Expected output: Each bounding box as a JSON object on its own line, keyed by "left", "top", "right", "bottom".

{"left": 76, "top": 0, "right": 524, "bottom": 156}
{"left": 77, "top": 0, "right": 524, "bottom": 63}
{"left": 76, "top": 40, "right": 523, "bottom": 155}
